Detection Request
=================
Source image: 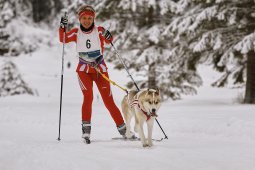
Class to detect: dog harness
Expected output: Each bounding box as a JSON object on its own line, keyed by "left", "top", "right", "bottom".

{"left": 129, "top": 99, "right": 157, "bottom": 121}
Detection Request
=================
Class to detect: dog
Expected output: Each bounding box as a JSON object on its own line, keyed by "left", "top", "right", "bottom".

{"left": 121, "top": 89, "right": 161, "bottom": 147}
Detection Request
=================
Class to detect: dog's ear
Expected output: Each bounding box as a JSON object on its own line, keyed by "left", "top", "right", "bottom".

{"left": 147, "top": 88, "right": 151, "bottom": 95}
{"left": 155, "top": 88, "right": 160, "bottom": 95}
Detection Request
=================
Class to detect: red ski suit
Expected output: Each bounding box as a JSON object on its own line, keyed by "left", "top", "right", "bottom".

{"left": 59, "top": 26, "right": 124, "bottom": 126}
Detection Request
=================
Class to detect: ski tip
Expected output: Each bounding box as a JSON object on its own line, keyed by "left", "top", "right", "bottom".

{"left": 84, "top": 138, "right": 91, "bottom": 144}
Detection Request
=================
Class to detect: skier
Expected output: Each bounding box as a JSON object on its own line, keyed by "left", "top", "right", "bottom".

{"left": 59, "top": 5, "right": 126, "bottom": 144}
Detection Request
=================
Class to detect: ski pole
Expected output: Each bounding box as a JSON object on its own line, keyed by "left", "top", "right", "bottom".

{"left": 155, "top": 118, "right": 168, "bottom": 139}
{"left": 57, "top": 12, "right": 67, "bottom": 141}
{"left": 110, "top": 42, "right": 168, "bottom": 140}
{"left": 110, "top": 42, "right": 139, "bottom": 91}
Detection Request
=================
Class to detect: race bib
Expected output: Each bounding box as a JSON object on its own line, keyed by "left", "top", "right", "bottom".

{"left": 76, "top": 27, "right": 102, "bottom": 57}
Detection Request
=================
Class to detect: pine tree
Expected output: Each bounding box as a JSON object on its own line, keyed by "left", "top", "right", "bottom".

{"left": 0, "top": 0, "right": 37, "bottom": 56}
{"left": 95, "top": 0, "right": 201, "bottom": 99}
{"left": 0, "top": 0, "right": 15, "bottom": 55}
{"left": 0, "top": 61, "right": 34, "bottom": 97}
{"left": 165, "top": 0, "right": 255, "bottom": 102}
{"left": 62, "top": 0, "right": 255, "bottom": 101}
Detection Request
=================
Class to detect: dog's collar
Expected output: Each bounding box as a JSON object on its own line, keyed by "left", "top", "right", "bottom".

{"left": 137, "top": 103, "right": 151, "bottom": 121}
{"left": 130, "top": 100, "right": 157, "bottom": 121}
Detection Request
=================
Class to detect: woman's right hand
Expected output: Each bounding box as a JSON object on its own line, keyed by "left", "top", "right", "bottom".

{"left": 60, "top": 16, "right": 68, "bottom": 28}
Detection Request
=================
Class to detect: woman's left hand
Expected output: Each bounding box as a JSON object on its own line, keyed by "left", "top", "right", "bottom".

{"left": 103, "top": 30, "right": 112, "bottom": 40}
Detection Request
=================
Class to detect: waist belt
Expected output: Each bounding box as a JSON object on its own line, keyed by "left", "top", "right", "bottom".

{"left": 79, "top": 55, "right": 104, "bottom": 67}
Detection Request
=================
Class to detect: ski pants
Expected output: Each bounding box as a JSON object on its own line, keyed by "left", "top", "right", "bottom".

{"left": 77, "top": 70, "right": 124, "bottom": 126}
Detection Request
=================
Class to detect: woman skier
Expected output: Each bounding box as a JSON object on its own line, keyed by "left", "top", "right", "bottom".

{"left": 59, "top": 5, "right": 126, "bottom": 144}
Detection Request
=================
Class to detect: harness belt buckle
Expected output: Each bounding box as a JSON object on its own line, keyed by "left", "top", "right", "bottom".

{"left": 90, "top": 62, "right": 96, "bottom": 67}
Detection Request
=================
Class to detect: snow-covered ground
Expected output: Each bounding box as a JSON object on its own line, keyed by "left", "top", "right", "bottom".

{"left": 1, "top": 41, "right": 255, "bottom": 170}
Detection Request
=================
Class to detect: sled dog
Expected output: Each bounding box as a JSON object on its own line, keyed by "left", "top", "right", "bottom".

{"left": 121, "top": 89, "right": 161, "bottom": 147}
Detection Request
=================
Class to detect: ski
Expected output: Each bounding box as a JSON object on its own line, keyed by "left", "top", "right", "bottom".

{"left": 112, "top": 137, "right": 163, "bottom": 142}
{"left": 83, "top": 137, "right": 91, "bottom": 144}
{"left": 112, "top": 136, "right": 140, "bottom": 141}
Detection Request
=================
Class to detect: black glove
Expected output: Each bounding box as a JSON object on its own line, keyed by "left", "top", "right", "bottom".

{"left": 103, "top": 29, "right": 112, "bottom": 40}
{"left": 60, "top": 16, "right": 68, "bottom": 28}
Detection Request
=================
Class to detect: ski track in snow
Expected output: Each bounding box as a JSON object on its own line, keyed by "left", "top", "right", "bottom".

{"left": 1, "top": 44, "right": 255, "bottom": 170}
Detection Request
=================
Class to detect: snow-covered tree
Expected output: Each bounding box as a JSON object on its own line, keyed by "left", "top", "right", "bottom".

{"left": 0, "top": 0, "right": 15, "bottom": 55}
{"left": 0, "top": 0, "right": 57, "bottom": 56}
{"left": 0, "top": 0, "right": 35, "bottom": 56}
{"left": 0, "top": 61, "right": 34, "bottom": 97}
{"left": 94, "top": 0, "right": 201, "bottom": 100}
{"left": 164, "top": 0, "right": 255, "bottom": 102}
{"left": 60, "top": 0, "right": 254, "bottom": 101}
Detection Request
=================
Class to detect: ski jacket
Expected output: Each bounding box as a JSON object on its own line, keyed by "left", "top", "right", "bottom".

{"left": 59, "top": 26, "right": 113, "bottom": 73}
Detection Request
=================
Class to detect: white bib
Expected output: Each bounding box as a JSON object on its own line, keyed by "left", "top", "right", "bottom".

{"left": 76, "top": 26, "right": 102, "bottom": 61}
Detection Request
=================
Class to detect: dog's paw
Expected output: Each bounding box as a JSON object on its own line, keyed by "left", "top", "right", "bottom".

{"left": 125, "top": 133, "right": 132, "bottom": 138}
{"left": 126, "top": 131, "right": 136, "bottom": 139}
{"left": 143, "top": 144, "right": 149, "bottom": 147}
{"left": 148, "top": 142, "right": 153, "bottom": 147}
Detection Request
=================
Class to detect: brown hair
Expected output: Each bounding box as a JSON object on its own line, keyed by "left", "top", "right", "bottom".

{"left": 77, "top": 5, "right": 95, "bottom": 15}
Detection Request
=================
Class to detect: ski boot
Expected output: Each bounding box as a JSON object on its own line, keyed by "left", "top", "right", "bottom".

{"left": 84, "top": 136, "right": 91, "bottom": 144}
{"left": 117, "top": 123, "right": 127, "bottom": 138}
{"left": 82, "top": 121, "right": 91, "bottom": 144}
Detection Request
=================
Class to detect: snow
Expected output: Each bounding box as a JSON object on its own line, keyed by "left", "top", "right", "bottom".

{"left": 118, "top": 0, "right": 133, "bottom": 11}
{"left": 234, "top": 33, "right": 255, "bottom": 54}
{"left": 0, "top": 61, "right": 34, "bottom": 97}
{"left": 1, "top": 2, "right": 14, "bottom": 22}
{"left": 1, "top": 19, "right": 51, "bottom": 56}
{"left": 1, "top": 29, "right": 255, "bottom": 170}
{"left": 213, "top": 34, "right": 222, "bottom": 50}
{"left": 193, "top": 33, "right": 210, "bottom": 52}
{"left": 228, "top": 10, "right": 236, "bottom": 25}
{"left": 147, "top": 26, "right": 160, "bottom": 44}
